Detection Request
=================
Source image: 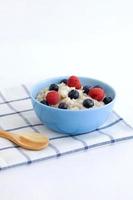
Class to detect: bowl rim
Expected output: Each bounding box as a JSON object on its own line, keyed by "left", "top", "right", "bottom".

{"left": 30, "top": 76, "right": 116, "bottom": 112}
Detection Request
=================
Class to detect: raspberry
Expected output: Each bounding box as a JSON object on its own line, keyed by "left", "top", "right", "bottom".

{"left": 88, "top": 87, "right": 105, "bottom": 101}
{"left": 46, "top": 91, "right": 60, "bottom": 105}
{"left": 67, "top": 75, "right": 81, "bottom": 89}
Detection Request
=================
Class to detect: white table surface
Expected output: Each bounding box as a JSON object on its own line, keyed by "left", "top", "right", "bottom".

{"left": 0, "top": 0, "right": 133, "bottom": 199}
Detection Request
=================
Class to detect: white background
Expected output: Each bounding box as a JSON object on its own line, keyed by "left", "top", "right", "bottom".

{"left": 0, "top": 0, "right": 133, "bottom": 199}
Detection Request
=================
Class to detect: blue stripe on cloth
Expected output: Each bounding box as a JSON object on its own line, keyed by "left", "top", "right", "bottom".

{"left": 72, "top": 136, "right": 89, "bottom": 150}
{"left": 21, "top": 84, "right": 30, "bottom": 95}
{"left": 0, "top": 145, "right": 32, "bottom": 166}
{"left": 113, "top": 111, "right": 133, "bottom": 130}
{"left": 5, "top": 123, "right": 43, "bottom": 132}
{"left": 0, "top": 109, "right": 33, "bottom": 118}
{"left": 48, "top": 143, "right": 61, "bottom": 157}
{"left": 0, "top": 161, "right": 30, "bottom": 171}
{"left": 0, "top": 146, "right": 18, "bottom": 151}
{"left": 98, "top": 130, "right": 115, "bottom": 143}
{"left": 0, "top": 154, "right": 58, "bottom": 171}
{"left": 17, "top": 148, "right": 32, "bottom": 164}
{"left": 0, "top": 143, "right": 61, "bottom": 158}
{"left": 0, "top": 97, "right": 30, "bottom": 105}
{"left": 49, "top": 135, "right": 73, "bottom": 140}
{"left": 97, "top": 118, "right": 123, "bottom": 131}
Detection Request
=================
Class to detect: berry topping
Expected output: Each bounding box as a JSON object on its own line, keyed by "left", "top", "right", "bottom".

{"left": 46, "top": 91, "right": 60, "bottom": 105}
{"left": 67, "top": 75, "right": 81, "bottom": 89}
{"left": 58, "top": 102, "right": 68, "bottom": 109}
{"left": 68, "top": 89, "right": 79, "bottom": 99}
{"left": 83, "top": 99, "right": 94, "bottom": 108}
{"left": 93, "top": 85, "right": 103, "bottom": 89}
{"left": 83, "top": 85, "right": 91, "bottom": 94}
{"left": 49, "top": 84, "right": 59, "bottom": 91}
{"left": 103, "top": 96, "right": 112, "bottom": 104}
{"left": 60, "top": 79, "right": 67, "bottom": 84}
{"left": 88, "top": 87, "right": 105, "bottom": 101}
{"left": 40, "top": 100, "right": 49, "bottom": 105}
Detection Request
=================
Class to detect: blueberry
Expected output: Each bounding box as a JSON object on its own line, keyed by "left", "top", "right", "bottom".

{"left": 103, "top": 96, "right": 112, "bottom": 104}
{"left": 83, "top": 99, "right": 94, "bottom": 108}
{"left": 83, "top": 85, "right": 91, "bottom": 94}
{"left": 68, "top": 90, "right": 79, "bottom": 99}
{"left": 93, "top": 85, "right": 103, "bottom": 89}
{"left": 58, "top": 102, "right": 68, "bottom": 109}
{"left": 60, "top": 79, "right": 67, "bottom": 84}
{"left": 49, "top": 84, "right": 59, "bottom": 91}
{"left": 40, "top": 100, "right": 49, "bottom": 105}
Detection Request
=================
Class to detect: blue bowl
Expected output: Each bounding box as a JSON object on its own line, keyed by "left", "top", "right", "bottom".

{"left": 30, "top": 77, "right": 116, "bottom": 135}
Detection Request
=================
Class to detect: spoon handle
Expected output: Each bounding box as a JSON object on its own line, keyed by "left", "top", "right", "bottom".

{"left": 0, "top": 130, "right": 18, "bottom": 143}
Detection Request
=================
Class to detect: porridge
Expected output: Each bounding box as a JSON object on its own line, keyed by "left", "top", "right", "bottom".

{"left": 36, "top": 76, "right": 112, "bottom": 110}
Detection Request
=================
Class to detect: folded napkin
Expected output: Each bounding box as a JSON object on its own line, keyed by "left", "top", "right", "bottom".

{"left": 0, "top": 84, "right": 133, "bottom": 171}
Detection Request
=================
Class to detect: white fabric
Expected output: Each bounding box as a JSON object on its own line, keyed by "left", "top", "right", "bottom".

{"left": 0, "top": 84, "right": 133, "bottom": 170}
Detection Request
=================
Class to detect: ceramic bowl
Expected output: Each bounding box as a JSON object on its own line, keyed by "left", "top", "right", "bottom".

{"left": 30, "top": 76, "right": 116, "bottom": 134}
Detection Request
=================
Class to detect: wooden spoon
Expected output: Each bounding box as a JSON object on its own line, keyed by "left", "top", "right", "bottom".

{"left": 0, "top": 130, "right": 49, "bottom": 150}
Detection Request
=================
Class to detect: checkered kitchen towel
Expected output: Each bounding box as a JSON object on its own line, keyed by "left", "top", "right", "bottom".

{"left": 0, "top": 84, "right": 133, "bottom": 171}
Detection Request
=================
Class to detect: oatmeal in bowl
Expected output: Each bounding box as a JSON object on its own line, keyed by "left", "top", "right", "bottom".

{"left": 36, "top": 76, "right": 112, "bottom": 110}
